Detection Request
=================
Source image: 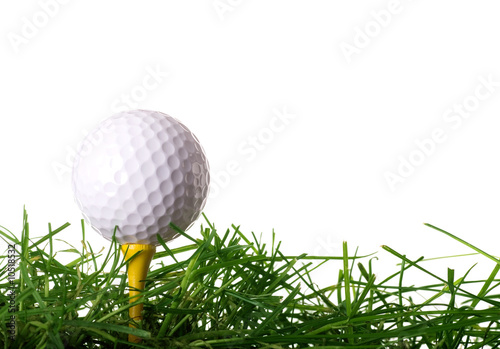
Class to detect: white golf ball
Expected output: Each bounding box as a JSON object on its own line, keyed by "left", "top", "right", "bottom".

{"left": 71, "top": 110, "right": 210, "bottom": 245}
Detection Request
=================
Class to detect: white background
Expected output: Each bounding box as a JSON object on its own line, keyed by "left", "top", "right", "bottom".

{"left": 1, "top": 1, "right": 500, "bottom": 284}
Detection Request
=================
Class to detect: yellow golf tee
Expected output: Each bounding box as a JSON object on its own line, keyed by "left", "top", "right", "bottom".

{"left": 121, "top": 244, "right": 156, "bottom": 343}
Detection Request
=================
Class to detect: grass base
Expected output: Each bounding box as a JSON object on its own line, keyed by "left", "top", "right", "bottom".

{"left": 1, "top": 210, "right": 500, "bottom": 348}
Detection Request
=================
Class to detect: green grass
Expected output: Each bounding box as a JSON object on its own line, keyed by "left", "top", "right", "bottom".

{"left": 1, "top": 210, "right": 500, "bottom": 348}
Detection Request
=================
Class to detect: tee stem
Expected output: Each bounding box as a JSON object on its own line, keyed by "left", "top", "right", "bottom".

{"left": 121, "top": 243, "right": 156, "bottom": 343}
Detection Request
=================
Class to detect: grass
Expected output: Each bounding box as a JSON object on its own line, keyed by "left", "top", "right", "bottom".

{"left": 1, "top": 210, "right": 500, "bottom": 348}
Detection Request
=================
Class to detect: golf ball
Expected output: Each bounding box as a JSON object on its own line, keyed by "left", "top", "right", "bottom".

{"left": 71, "top": 110, "right": 210, "bottom": 245}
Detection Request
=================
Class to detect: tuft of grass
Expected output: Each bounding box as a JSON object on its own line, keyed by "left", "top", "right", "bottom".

{"left": 0, "top": 210, "right": 500, "bottom": 348}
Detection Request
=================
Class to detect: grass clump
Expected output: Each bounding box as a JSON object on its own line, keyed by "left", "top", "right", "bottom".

{"left": 0, "top": 210, "right": 500, "bottom": 348}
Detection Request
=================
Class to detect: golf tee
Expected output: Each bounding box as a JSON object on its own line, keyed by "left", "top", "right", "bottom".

{"left": 121, "top": 243, "right": 156, "bottom": 343}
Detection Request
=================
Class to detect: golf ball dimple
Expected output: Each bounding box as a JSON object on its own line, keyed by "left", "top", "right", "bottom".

{"left": 72, "top": 110, "right": 210, "bottom": 245}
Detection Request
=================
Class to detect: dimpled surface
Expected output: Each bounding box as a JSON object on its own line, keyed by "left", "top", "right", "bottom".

{"left": 72, "top": 110, "right": 210, "bottom": 245}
